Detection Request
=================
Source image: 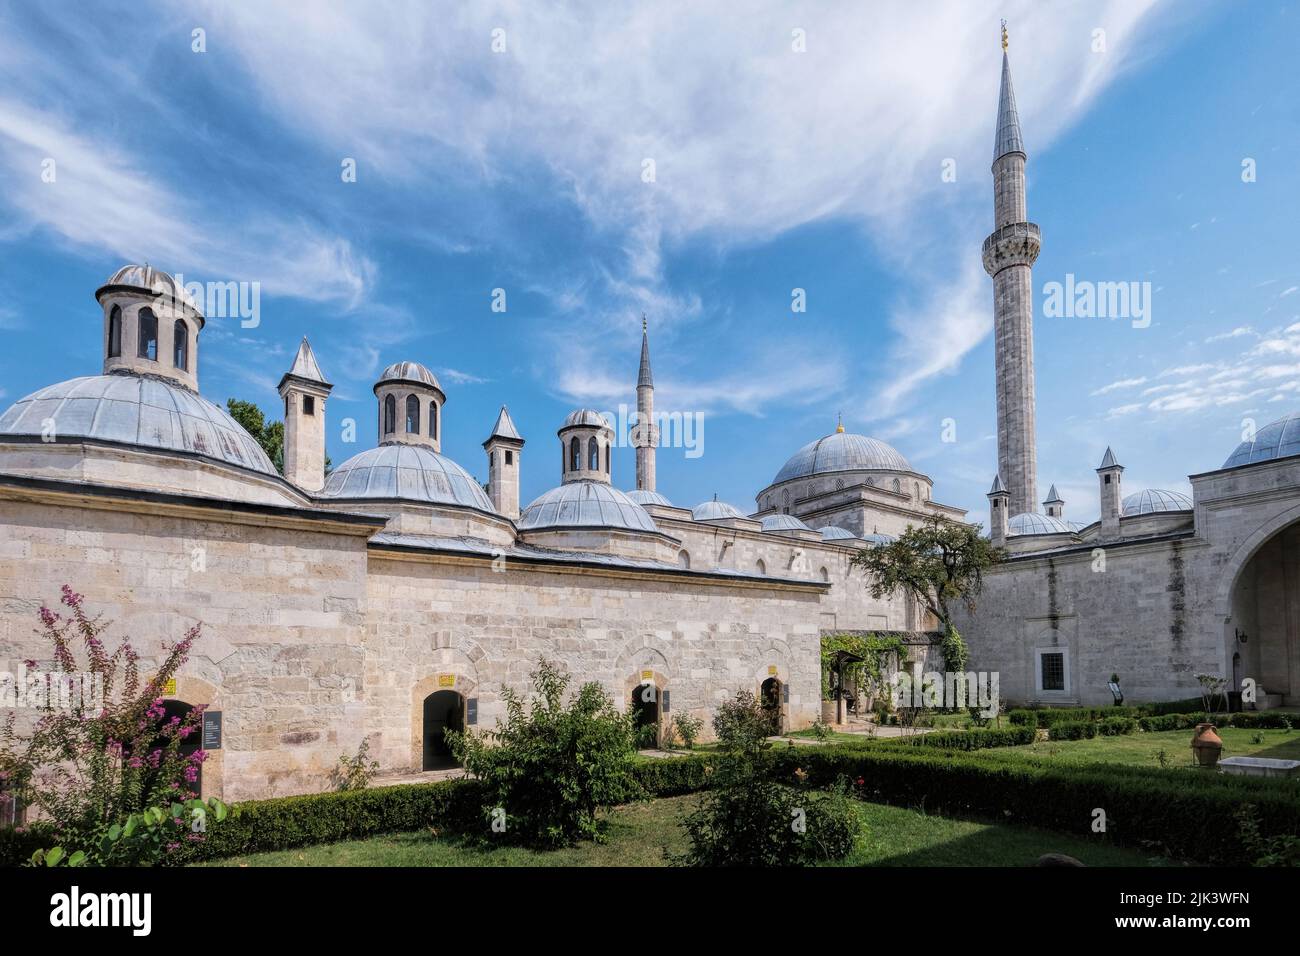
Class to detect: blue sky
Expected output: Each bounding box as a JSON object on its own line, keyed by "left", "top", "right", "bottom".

{"left": 1, "top": 1, "right": 1296, "bottom": 523}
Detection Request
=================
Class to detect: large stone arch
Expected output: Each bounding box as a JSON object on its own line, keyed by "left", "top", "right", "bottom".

{"left": 1213, "top": 501, "right": 1300, "bottom": 617}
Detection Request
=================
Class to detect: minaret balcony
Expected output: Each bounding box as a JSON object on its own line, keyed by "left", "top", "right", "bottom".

{"left": 982, "top": 221, "right": 1041, "bottom": 276}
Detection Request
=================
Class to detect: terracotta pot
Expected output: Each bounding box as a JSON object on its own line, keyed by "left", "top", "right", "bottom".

{"left": 1191, "top": 723, "right": 1223, "bottom": 768}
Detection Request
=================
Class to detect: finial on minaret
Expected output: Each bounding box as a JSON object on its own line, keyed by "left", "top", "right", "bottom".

{"left": 642, "top": 311, "right": 647, "bottom": 333}
{"left": 835, "top": 412, "right": 845, "bottom": 434}
{"left": 1001, "top": 19, "right": 1008, "bottom": 51}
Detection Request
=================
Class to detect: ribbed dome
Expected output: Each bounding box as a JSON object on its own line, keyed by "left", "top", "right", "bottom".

{"left": 0, "top": 374, "right": 273, "bottom": 474}
{"left": 773, "top": 432, "right": 912, "bottom": 484}
{"left": 1223, "top": 412, "right": 1300, "bottom": 469}
{"left": 375, "top": 362, "right": 441, "bottom": 391}
{"left": 861, "top": 532, "right": 897, "bottom": 547}
{"left": 321, "top": 443, "right": 492, "bottom": 510}
{"left": 1008, "top": 512, "right": 1072, "bottom": 536}
{"left": 519, "top": 480, "right": 658, "bottom": 532}
{"left": 625, "top": 488, "right": 672, "bottom": 507}
{"left": 818, "top": 525, "right": 857, "bottom": 541}
{"left": 759, "top": 514, "right": 812, "bottom": 533}
{"left": 560, "top": 409, "right": 612, "bottom": 430}
{"left": 1122, "top": 489, "right": 1192, "bottom": 516}
{"left": 692, "top": 498, "right": 746, "bottom": 522}
{"left": 101, "top": 265, "right": 201, "bottom": 314}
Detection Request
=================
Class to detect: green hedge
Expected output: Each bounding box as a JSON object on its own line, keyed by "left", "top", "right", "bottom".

{"left": 872, "top": 726, "right": 1036, "bottom": 751}
{"left": 771, "top": 745, "right": 1300, "bottom": 865}
{"left": 1097, "top": 716, "right": 1140, "bottom": 736}
{"left": 1047, "top": 720, "right": 1096, "bottom": 741}
{"left": 1009, "top": 706, "right": 1143, "bottom": 728}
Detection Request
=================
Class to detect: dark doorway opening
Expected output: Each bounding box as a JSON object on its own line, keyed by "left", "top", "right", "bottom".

{"left": 157, "top": 699, "right": 201, "bottom": 797}
{"left": 631, "top": 683, "right": 661, "bottom": 749}
{"left": 760, "top": 677, "right": 783, "bottom": 735}
{"left": 423, "top": 690, "right": 465, "bottom": 770}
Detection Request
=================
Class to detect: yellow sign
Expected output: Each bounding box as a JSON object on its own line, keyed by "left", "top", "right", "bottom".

{"left": 437, "top": 674, "right": 456, "bottom": 688}
{"left": 767, "top": 665, "right": 778, "bottom": 676}
{"left": 641, "top": 670, "right": 654, "bottom": 681}
{"left": 163, "top": 678, "right": 176, "bottom": 696}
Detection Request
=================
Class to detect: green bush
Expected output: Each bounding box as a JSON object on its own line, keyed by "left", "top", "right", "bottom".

{"left": 1047, "top": 720, "right": 1096, "bottom": 741}
{"left": 1139, "top": 713, "right": 1211, "bottom": 732}
{"left": 445, "top": 659, "right": 641, "bottom": 848}
{"left": 1227, "top": 712, "right": 1294, "bottom": 730}
{"left": 873, "top": 726, "right": 1035, "bottom": 751}
{"left": 1008, "top": 706, "right": 1142, "bottom": 728}
{"left": 771, "top": 744, "right": 1300, "bottom": 865}
{"left": 1146, "top": 697, "right": 1223, "bottom": 716}
{"left": 1097, "top": 717, "right": 1139, "bottom": 736}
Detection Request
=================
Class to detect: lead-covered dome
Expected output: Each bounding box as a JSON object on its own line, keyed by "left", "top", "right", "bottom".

{"left": 1223, "top": 412, "right": 1300, "bottom": 469}
{"left": 321, "top": 443, "right": 492, "bottom": 510}
{"left": 626, "top": 488, "right": 672, "bottom": 507}
{"left": 519, "top": 480, "right": 658, "bottom": 532}
{"left": 818, "top": 525, "right": 856, "bottom": 541}
{"left": 99, "top": 264, "right": 202, "bottom": 316}
{"left": 774, "top": 432, "right": 912, "bottom": 484}
{"left": 692, "top": 497, "right": 746, "bottom": 521}
{"left": 1122, "top": 489, "right": 1192, "bottom": 515}
{"left": 0, "top": 374, "right": 273, "bottom": 474}
{"left": 760, "top": 514, "right": 812, "bottom": 533}
{"left": 1009, "top": 512, "right": 1072, "bottom": 536}
{"left": 561, "top": 409, "right": 612, "bottom": 430}
{"left": 375, "top": 361, "right": 441, "bottom": 391}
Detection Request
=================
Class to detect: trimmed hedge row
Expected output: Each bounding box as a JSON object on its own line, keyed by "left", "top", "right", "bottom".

{"left": 871, "top": 726, "right": 1036, "bottom": 751}
{"left": 1008, "top": 706, "right": 1143, "bottom": 727}
{"left": 771, "top": 745, "right": 1300, "bottom": 865}
{"left": 1047, "top": 716, "right": 1139, "bottom": 741}
{"left": 1137, "top": 712, "right": 1294, "bottom": 732}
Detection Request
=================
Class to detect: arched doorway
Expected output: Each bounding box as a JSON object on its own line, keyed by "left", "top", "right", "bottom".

{"left": 153, "top": 699, "right": 202, "bottom": 797}
{"left": 630, "top": 683, "right": 661, "bottom": 749}
{"left": 760, "top": 677, "right": 783, "bottom": 735}
{"left": 422, "top": 690, "right": 465, "bottom": 770}
{"left": 1226, "top": 519, "right": 1300, "bottom": 706}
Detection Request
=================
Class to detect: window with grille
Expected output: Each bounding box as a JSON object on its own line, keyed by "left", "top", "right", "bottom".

{"left": 1040, "top": 652, "right": 1065, "bottom": 691}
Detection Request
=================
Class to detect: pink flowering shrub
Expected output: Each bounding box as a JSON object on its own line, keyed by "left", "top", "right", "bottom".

{"left": 0, "top": 586, "right": 209, "bottom": 865}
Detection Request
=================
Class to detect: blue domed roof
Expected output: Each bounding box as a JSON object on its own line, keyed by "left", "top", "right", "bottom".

{"left": 519, "top": 480, "right": 658, "bottom": 532}
{"left": 375, "top": 362, "right": 441, "bottom": 391}
{"left": 1223, "top": 412, "right": 1300, "bottom": 469}
{"left": 0, "top": 374, "right": 274, "bottom": 474}
{"left": 1008, "top": 512, "right": 1072, "bottom": 536}
{"left": 773, "top": 432, "right": 912, "bottom": 484}
{"left": 759, "top": 514, "right": 812, "bottom": 533}
{"left": 560, "top": 409, "right": 612, "bottom": 430}
{"left": 321, "top": 443, "right": 492, "bottom": 510}
{"left": 861, "top": 532, "right": 897, "bottom": 547}
{"left": 625, "top": 488, "right": 672, "bottom": 507}
{"left": 692, "top": 497, "right": 746, "bottom": 521}
{"left": 818, "top": 525, "right": 856, "bottom": 541}
{"left": 1122, "top": 489, "right": 1192, "bottom": 516}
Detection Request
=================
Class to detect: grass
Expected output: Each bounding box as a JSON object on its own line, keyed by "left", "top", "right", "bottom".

{"left": 202, "top": 793, "right": 1174, "bottom": 868}
{"left": 973, "top": 726, "right": 1300, "bottom": 770}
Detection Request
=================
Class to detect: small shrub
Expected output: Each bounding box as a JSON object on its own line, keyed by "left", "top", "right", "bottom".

{"left": 809, "top": 719, "right": 834, "bottom": 742}
{"left": 1047, "top": 720, "right": 1096, "bottom": 741}
{"left": 1097, "top": 717, "right": 1139, "bottom": 737}
{"left": 330, "top": 738, "right": 380, "bottom": 792}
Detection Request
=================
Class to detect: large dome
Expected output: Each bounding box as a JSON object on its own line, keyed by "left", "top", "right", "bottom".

{"left": 0, "top": 374, "right": 274, "bottom": 474}
{"left": 1122, "top": 489, "right": 1192, "bottom": 516}
{"left": 1223, "top": 412, "right": 1300, "bottom": 469}
{"left": 773, "top": 432, "right": 912, "bottom": 484}
{"left": 321, "top": 443, "right": 492, "bottom": 510}
{"left": 759, "top": 514, "right": 812, "bottom": 533}
{"left": 519, "top": 480, "right": 658, "bottom": 532}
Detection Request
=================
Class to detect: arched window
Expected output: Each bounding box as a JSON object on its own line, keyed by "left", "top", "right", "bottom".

{"left": 107, "top": 306, "right": 122, "bottom": 358}
{"left": 820, "top": 566, "right": 830, "bottom": 583}
{"left": 755, "top": 558, "right": 767, "bottom": 575}
{"left": 137, "top": 308, "right": 158, "bottom": 360}
{"left": 172, "top": 319, "right": 188, "bottom": 370}
{"left": 604, "top": 442, "right": 610, "bottom": 473}
{"left": 677, "top": 550, "right": 691, "bottom": 569}
{"left": 383, "top": 394, "right": 396, "bottom": 434}
{"left": 406, "top": 395, "right": 420, "bottom": 433}
{"left": 587, "top": 437, "right": 598, "bottom": 470}
{"left": 429, "top": 402, "right": 438, "bottom": 440}
{"left": 892, "top": 478, "right": 901, "bottom": 494}
{"left": 569, "top": 437, "right": 580, "bottom": 471}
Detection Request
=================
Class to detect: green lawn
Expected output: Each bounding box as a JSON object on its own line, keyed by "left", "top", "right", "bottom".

{"left": 202, "top": 793, "right": 1173, "bottom": 868}
{"left": 972, "top": 726, "right": 1300, "bottom": 770}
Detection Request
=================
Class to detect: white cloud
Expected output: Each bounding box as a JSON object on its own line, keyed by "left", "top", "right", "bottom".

{"left": 1091, "top": 376, "right": 1148, "bottom": 396}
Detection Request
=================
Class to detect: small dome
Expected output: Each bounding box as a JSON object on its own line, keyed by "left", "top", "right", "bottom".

{"left": 560, "top": 409, "right": 612, "bottom": 430}
{"left": 1122, "top": 489, "right": 1192, "bottom": 516}
{"left": 692, "top": 498, "right": 746, "bottom": 521}
{"left": 1223, "top": 412, "right": 1300, "bottom": 469}
{"left": 100, "top": 264, "right": 202, "bottom": 315}
{"left": 759, "top": 514, "right": 812, "bottom": 533}
{"left": 626, "top": 488, "right": 672, "bottom": 507}
{"left": 321, "top": 443, "right": 492, "bottom": 510}
{"left": 773, "top": 431, "right": 912, "bottom": 484}
{"left": 519, "top": 480, "right": 658, "bottom": 532}
{"left": 375, "top": 362, "right": 441, "bottom": 391}
{"left": 818, "top": 525, "right": 856, "bottom": 541}
{"left": 0, "top": 375, "right": 273, "bottom": 474}
{"left": 1008, "top": 512, "right": 1073, "bottom": 536}
{"left": 861, "top": 532, "right": 897, "bottom": 547}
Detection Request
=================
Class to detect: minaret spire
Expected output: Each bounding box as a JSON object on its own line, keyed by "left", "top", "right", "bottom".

{"left": 633, "top": 315, "right": 658, "bottom": 491}
{"left": 982, "top": 28, "right": 1040, "bottom": 515}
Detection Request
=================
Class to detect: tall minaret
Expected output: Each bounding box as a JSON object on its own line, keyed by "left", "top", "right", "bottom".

{"left": 982, "top": 22, "right": 1040, "bottom": 516}
{"left": 632, "top": 315, "right": 658, "bottom": 492}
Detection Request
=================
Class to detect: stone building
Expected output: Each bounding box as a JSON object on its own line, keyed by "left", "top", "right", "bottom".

{"left": 0, "top": 268, "right": 949, "bottom": 801}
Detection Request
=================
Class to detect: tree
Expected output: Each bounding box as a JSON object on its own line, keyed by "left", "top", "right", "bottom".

{"left": 226, "top": 398, "right": 329, "bottom": 476}
{"left": 849, "top": 516, "right": 1004, "bottom": 673}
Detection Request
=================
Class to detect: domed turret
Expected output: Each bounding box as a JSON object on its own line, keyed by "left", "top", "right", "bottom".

{"left": 374, "top": 361, "right": 445, "bottom": 451}
{"left": 558, "top": 409, "right": 614, "bottom": 485}
{"left": 96, "top": 264, "right": 204, "bottom": 391}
